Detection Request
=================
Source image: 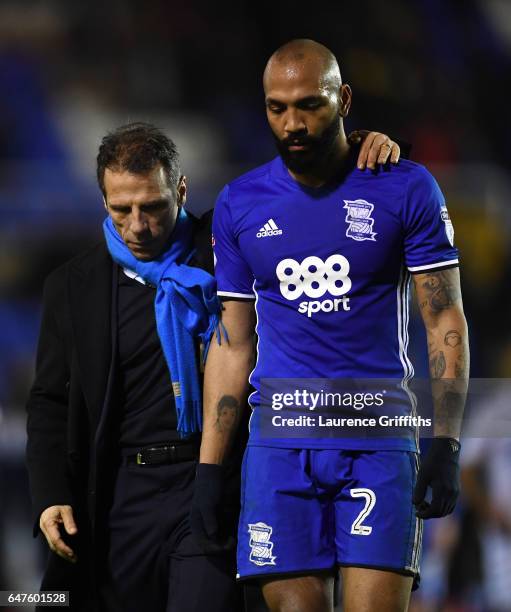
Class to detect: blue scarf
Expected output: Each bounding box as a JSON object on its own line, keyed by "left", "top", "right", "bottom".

{"left": 103, "top": 208, "right": 222, "bottom": 437}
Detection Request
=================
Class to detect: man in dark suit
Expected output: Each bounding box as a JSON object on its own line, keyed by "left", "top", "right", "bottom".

{"left": 25, "top": 121, "right": 400, "bottom": 612}
{"left": 26, "top": 122, "right": 245, "bottom": 612}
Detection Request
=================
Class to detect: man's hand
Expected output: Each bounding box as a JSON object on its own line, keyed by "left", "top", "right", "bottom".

{"left": 348, "top": 130, "right": 400, "bottom": 170}
{"left": 413, "top": 437, "right": 461, "bottom": 519}
{"left": 39, "top": 505, "right": 78, "bottom": 563}
{"left": 190, "top": 463, "right": 231, "bottom": 551}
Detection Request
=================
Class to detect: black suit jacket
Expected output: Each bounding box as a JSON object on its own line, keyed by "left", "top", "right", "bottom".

{"left": 26, "top": 211, "right": 219, "bottom": 610}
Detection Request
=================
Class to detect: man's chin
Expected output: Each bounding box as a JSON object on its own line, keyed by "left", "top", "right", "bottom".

{"left": 281, "top": 154, "right": 317, "bottom": 175}
{"left": 128, "top": 246, "right": 158, "bottom": 261}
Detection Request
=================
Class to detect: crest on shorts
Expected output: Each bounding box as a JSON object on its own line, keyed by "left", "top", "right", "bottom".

{"left": 248, "top": 522, "right": 276, "bottom": 566}
{"left": 343, "top": 199, "right": 377, "bottom": 242}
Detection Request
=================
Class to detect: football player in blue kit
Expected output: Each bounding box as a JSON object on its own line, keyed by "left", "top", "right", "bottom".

{"left": 191, "top": 39, "right": 469, "bottom": 612}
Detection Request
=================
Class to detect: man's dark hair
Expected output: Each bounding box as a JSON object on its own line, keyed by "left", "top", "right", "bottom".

{"left": 96, "top": 122, "right": 181, "bottom": 197}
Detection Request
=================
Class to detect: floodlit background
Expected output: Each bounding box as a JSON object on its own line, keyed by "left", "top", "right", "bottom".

{"left": 1, "top": 1, "right": 511, "bottom": 610}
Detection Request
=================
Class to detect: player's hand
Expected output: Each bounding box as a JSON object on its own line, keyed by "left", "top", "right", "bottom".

{"left": 190, "top": 463, "right": 232, "bottom": 552}
{"left": 39, "top": 505, "right": 78, "bottom": 563}
{"left": 413, "top": 438, "right": 461, "bottom": 519}
{"left": 348, "top": 130, "right": 400, "bottom": 170}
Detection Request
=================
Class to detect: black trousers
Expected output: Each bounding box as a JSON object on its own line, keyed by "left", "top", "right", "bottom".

{"left": 105, "top": 458, "right": 243, "bottom": 612}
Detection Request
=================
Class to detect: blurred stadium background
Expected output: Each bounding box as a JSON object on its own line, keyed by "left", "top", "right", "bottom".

{"left": 1, "top": 1, "right": 511, "bottom": 610}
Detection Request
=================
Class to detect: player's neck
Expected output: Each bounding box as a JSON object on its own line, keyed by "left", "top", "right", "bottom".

{"left": 287, "top": 137, "right": 351, "bottom": 188}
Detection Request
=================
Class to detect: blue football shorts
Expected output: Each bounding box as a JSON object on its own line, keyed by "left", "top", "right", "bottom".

{"left": 236, "top": 446, "right": 422, "bottom": 587}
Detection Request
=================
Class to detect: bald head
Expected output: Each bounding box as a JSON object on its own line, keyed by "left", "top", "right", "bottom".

{"left": 263, "top": 39, "right": 351, "bottom": 180}
{"left": 263, "top": 39, "right": 342, "bottom": 95}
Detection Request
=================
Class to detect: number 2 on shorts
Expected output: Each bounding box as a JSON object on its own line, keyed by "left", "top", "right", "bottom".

{"left": 350, "top": 488, "right": 376, "bottom": 535}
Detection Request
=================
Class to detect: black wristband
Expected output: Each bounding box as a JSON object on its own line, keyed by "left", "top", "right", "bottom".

{"left": 431, "top": 437, "right": 461, "bottom": 455}
{"left": 194, "top": 463, "right": 224, "bottom": 495}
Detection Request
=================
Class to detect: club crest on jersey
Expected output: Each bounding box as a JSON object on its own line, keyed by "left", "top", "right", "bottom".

{"left": 248, "top": 522, "right": 276, "bottom": 566}
{"left": 343, "top": 199, "right": 377, "bottom": 242}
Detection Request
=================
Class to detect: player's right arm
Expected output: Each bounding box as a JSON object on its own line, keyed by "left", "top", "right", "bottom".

{"left": 190, "top": 183, "right": 256, "bottom": 548}
{"left": 200, "top": 299, "right": 256, "bottom": 465}
{"left": 201, "top": 183, "right": 256, "bottom": 459}
{"left": 190, "top": 300, "right": 255, "bottom": 550}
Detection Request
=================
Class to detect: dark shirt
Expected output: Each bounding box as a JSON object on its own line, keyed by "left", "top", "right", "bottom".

{"left": 117, "top": 268, "right": 182, "bottom": 447}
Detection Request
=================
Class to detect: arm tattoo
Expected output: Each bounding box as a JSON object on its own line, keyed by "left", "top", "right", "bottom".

{"left": 444, "top": 330, "right": 462, "bottom": 347}
{"left": 420, "top": 270, "right": 461, "bottom": 313}
{"left": 443, "top": 329, "right": 469, "bottom": 378}
{"left": 434, "top": 381, "right": 464, "bottom": 434}
{"left": 429, "top": 350, "right": 446, "bottom": 378}
{"left": 214, "top": 395, "right": 239, "bottom": 433}
{"left": 419, "top": 269, "right": 468, "bottom": 437}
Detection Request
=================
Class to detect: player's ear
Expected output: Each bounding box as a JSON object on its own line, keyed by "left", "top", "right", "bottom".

{"left": 177, "top": 176, "right": 187, "bottom": 207}
{"left": 102, "top": 195, "right": 108, "bottom": 211}
{"left": 339, "top": 84, "right": 352, "bottom": 118}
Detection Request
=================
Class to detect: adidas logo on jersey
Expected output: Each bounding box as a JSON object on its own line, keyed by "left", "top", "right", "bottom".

{"left": 257, "top": 218, "right": 283, "bottom": 238}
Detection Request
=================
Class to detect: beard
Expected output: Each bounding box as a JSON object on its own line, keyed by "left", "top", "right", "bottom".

{"left": 273, "top": 114, "right": 341, "bottom": 174}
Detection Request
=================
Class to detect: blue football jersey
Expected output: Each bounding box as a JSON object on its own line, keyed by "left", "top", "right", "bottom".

{"left": 212, "top": 154, "right": 459, "bottom": 450}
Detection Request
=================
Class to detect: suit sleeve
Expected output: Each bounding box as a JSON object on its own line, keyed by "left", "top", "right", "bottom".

{"left": 403, "top": 165, "right": 459, "bottom": 274}
{"left": 212, "top": 185, "right": 255, "bottom": 299}
{"left": 26, "top": 270, "right": 74, "bottom": 536}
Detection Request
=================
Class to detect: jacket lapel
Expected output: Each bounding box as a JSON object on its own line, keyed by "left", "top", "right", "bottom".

{"left": 68, "top": 242, "right": 114, "bottom": 429}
